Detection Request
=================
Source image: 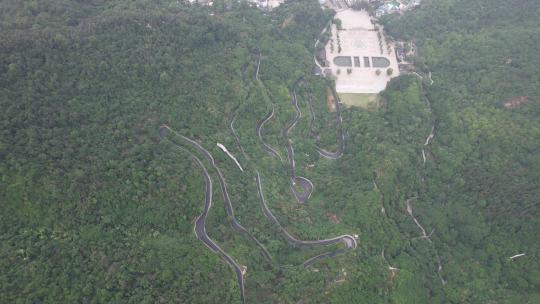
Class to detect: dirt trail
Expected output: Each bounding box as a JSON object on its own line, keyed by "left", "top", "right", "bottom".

{"left": 405, "top": 196, "right": 446, "bottom": 285}
{"left": 381, "top": 249, "right": 399, "bottom": 285}
{"left": 406, "top": 197, "right": 432, "bottom": 241}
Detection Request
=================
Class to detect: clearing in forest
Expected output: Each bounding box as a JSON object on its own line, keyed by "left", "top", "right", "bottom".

{"left": 339, "top": 93, "right": 380, "bottom": 109}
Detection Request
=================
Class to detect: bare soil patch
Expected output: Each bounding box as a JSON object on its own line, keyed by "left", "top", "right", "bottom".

{"left": 326, "top": 87, "right": 336, "bottom": 111}
{"left": 504, "top": 96, "right": 528, "bottom": 109}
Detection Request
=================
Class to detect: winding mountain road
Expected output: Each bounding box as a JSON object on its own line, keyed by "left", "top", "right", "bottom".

{"left": 282, "top": 84, "right": 316, "bottom": 204}
{"left": 285, "top": 143, "right": 314, "bottom": 203}
{"left": 306, "top": 94, "right": 316, "bottom": 136}
{"left": 159, "top": 129, "right": 247, "bottom": 304}
{"left": 254, "top": 50, "right": 261, "bottom": 81}
{"left": 315, "top": 88, "right": 344, "bottom": 159}
{"left": 256, "top": 172, "right": 357, "bottom": 267}
{"left": 160, "top": 125, "right": 272, "bottom": 261}
{"left": 158, "top": 47, "right": 359, "bottom": 302}
{"left": 256, "top": 105, "right": 284, "bottom": 162}
{"left": 281, "top": 88, "right": 302, "bottom": 137}
{"left": 253, "top": 50, "right": 285, "bottom": 163}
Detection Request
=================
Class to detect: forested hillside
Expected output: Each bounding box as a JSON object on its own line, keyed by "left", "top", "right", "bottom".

{"left": 1, "top": 0, "right": 538, "bottom": 303}
{"left": 381, "top": 0, "right": 540, "bottom": 302}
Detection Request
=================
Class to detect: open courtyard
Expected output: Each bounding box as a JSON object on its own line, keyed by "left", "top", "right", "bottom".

{"left": 324, "top": 10, "right": 399, "bottom": 95}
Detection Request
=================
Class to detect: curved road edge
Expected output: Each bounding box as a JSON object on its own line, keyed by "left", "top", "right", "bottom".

{"left": 256, "top": 105, "right": 284, "bottom": 162}
{"left": 160, "top": 130, "right": 247, "bottom": 304}
{"left": 255, "top": 171, "right": 357, "bottom": 267}
{"left": 315, "top": 88, "right": 344, "bottom": 159}
{"left": 161, "top": 125, "right": 272, "bottom": 262}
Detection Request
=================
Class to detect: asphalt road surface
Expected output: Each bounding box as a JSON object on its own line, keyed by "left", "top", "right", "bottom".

{"left": 315, "top": 88, "right": 344, "bottom": 159}
{"left": 256, "top": 105, "right": 284, "bottom": 162}
{"left": 159, "top": 127, "right": 247, "bottom": 304}
{"left": 256, "top": 172, "right": 357, "bottom": 267}
{"left": 282, "top": 84, "right": 315, "bottom": 203}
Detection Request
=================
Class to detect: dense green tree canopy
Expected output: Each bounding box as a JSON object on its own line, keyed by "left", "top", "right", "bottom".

{"left": 1, "top": 0, "right": 538, "bottom": 303}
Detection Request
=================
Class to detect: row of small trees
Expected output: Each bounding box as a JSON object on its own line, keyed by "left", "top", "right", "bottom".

{"left": 335, "top": 67, "right": 393, "bottom": 75}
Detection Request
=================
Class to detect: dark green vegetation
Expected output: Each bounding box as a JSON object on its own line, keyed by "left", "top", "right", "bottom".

{"left": 381, "top": 0, "right": 540, "bottom": 302}
{"left": 1, "top": 0, "right": 538, "bottom": 303}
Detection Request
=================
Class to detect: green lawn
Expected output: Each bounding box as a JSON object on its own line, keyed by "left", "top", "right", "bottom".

{"left": 338, "top": 93, "right": 380, "bottom": 109}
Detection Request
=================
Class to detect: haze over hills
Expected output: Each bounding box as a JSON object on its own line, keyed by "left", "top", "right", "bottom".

{"left": 1, "top": 0, "right": 538, "bottom": 303}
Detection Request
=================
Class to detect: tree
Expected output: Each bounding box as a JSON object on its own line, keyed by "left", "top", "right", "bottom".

{"left": 333, "top": 18, "right": 343, "bottom": 30}
{"left": 159, "top": 71, "right": 171, "bottom": 83}
{"left": 387, "top": 68, "right": 393, "bottom": 76}
{"left": 376, "top": 69, "right": 381, "bottom": 76}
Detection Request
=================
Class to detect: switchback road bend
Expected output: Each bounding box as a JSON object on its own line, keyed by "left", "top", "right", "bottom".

{"left": 159, "top": 127, "right": 247, "bottom": 304}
